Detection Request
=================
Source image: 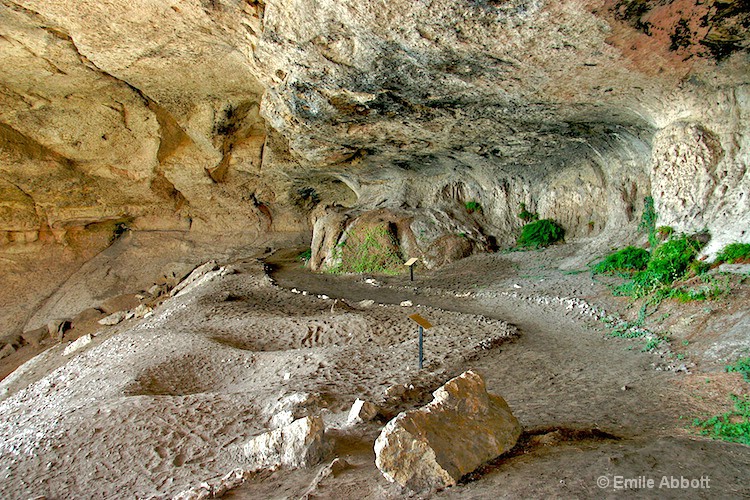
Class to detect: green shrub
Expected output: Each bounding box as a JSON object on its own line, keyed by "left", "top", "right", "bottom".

{"left": 656, "top": 226, "right": 674, "bottom": 240}
{"left": 715, "top": 243, "right": 750, "bottom": 264}
{"left": 329, "top": 224, "right": 403, "bottom": 275}
{"left": 517, "top": 219, "right": 565, "bottom": 248}
{"left": 639, "top": 196, "right": 658, "bottom": 248}
{"left": 465, "top": 201, "right": 482, "bottom": 213}
{"left": 593, "top": 246, "right": 650, "bottom": 275}
{"left": 617, "top": 234, "right": 706, "bottom": 297}
{"left": 517, "top": 203, "right": 538, "bottom": 222}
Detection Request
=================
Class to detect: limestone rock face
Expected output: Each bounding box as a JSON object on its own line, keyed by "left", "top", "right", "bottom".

{"left": 243, "top": 415, "right": 326, "bottom": 472}
{"left": 374, "top": 370, "right": 521, "bottom": 491}
{"left": 0, "top": 0, "right": 748, "bottom": 253}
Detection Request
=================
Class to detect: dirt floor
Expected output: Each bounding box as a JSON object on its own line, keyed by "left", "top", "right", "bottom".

{"left": 1, "top": 237, "right": 749, "bottom": 498}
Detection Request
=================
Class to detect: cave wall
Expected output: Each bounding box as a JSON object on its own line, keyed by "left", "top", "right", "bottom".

{"left": 0, "top": 0, "right": 748, "bottom": 255}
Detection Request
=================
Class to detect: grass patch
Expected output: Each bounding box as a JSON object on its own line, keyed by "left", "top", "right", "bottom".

{"left": 727, "top": 357, "right": 750, "bottom": 383}
{"left": 592, "top": 246, "right": 650, "bottom": 275}
{"left": 297, "top": 248, "right": 312, "bottom": 263}
{"left": 694, "top": 395, "right": 750, "bottom": 446}
{"left": 328, "top": 224, "right": 403, "bottom": 275}
{"left": 693, "top": 357, "right": 750, "bottom": 445}
{"left": 465, "top": 201, "right": 482, "bottom": 214}
{"left": 715, "top": 243, "right": 750, "bottom": 264}
{"left": 517, "top": 219, "right": 564, "bottom": 248}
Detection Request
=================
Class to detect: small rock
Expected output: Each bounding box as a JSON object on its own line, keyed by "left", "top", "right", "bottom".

{"left": 374, "top": 370, "right": 521, "bottom": 491}
{"left": 347, "top": 398, "right": 379, "bottom": 425}
{"left": 513, "top": 284, "right": 521, "bottom": 289}
{"left": 243, "top": 416, "right": 326, "bottom": 471}
{"left": 621, "top": 385, "right": 629, "bottom": 391}
{"left": 384, "top": 384, "right": 407, "bottom": 399}
{"left": 291, "top": 288, "right": 301, "bottom": 294}
{"left": 0, "top": 343, "right": 16, "bottom": 360}
{"left": 63, "top": 334, "right": 93, "bottom": 356}
{"left": 133, "top": 304, "right": 152, "bottom": 318}
{"left": 47, "top": 318, "right": 71, "bottom": 341}
{"left": 318, "top": 294, "right": 330, "bottom": 300}
{"left": 98, "top": 311, "right": 127, "bottom": 326}
{"left": 302, "top": 291, "right": 308, "bottom": 296}
{"left": 357, "top": 299, "right": 375, "bottom": 308}
{"left": 400, "top": 300, "right": 413, "bottom": 307}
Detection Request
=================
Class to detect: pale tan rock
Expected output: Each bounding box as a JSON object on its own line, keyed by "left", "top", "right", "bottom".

{"left": 374, "top": 370, "right": 521, "bottom": 491}
{"left": 63, "top": 334, "right": 93, "bottom": 356}
{"left": 347, "top": 398, "right": 378, "bottom": 425}
{"left": 243, "top": 416, "right": 326, "bottom": 471}
{"left": 98, "top": 311, "right": 126, "bottom": 326}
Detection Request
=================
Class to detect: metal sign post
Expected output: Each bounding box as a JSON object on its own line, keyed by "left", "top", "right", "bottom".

{"left": 404, "top": 258, "right": 418, "bottom": 281}
{"left": 418, "top": 326, "right": 424, "bottom": 369}
{"left": 408, "top": 313, "right": 433, "bottom": 369}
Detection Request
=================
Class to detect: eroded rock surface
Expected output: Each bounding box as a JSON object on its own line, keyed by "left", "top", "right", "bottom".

{"left": 374, "top": 370, "right": 521, "bottom": 491}
{"left": 243, "top": 415, "right": 326, "bottom": 472}
{"left": 0, "top": 0, "right": 747, "bottom": 253}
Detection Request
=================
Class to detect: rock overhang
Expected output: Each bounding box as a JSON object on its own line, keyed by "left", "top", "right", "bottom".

{"left": 0, "top": 0, "right": 747, "bottom": 247}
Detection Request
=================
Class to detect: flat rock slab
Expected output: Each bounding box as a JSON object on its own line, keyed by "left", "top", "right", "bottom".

{"left": 374, "top": 370, "right": 521, "bottom": 491}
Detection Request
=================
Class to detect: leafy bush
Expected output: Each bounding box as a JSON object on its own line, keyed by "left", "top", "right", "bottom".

{"left": 593, "top": 246, "right": 650, "bottom": 275}
{"left": 517, "top": 203, "right": 538, "bottom": 222}
{"left": 465, "top": 201, "right": 482, "bottom": 214}
{"left": 329, "top": 224, "right": 403, "bottom": 275}
{"left": 715, "top": 243, "right": 750, "bottom": 264}
{"left": 517, "top": 219, "right": 564, "bottom": 248}
{"left": 617, "top": 234, "right": 706, "bottom": 297}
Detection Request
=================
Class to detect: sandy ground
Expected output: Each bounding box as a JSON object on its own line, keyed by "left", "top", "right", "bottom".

{"left": 0, "top": 237, "right": 749, "bottom": 498}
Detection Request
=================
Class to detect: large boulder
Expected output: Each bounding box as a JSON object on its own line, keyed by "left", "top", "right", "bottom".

{"left": 243, "top": 416, "right": 326, "bottom": 471}
{"left": 374, "top": 370, "right": 521, "bottom": 491}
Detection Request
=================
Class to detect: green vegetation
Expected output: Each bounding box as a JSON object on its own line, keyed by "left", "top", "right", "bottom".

{"left": 516, "top": 219, "right": 565, "bottom": 248}
{"left": 639, "top": 196, "right": 658, "bottom": 248}
{"left": 694, "top": 357, "right": 750, "bottom": 444}
{"left": 465, "top": 201, "right": 482, "bottom": 214}
{"left": 517, "top": 203, "right": 538, "bottom": 222}
{"left": 592, "top": 246, "right": 650, "bottom": 275}
{"left": 297, "top": 248, "right": 312, "bottom": 263}
{"left": 329, "top": 224, "right": 403, "bottom": 275}
{"left": 715, "top": 243, "right": 750, "bottom": 264}
{"left": 615, "top": 234, "right": 706, "bottom": 298}
{"left": 642, "top": 338, "right": 662, "bottom": 352}
{"left": 694, "top": 394, "right": 750, "bottom": 445}
{"left": 657, "top": 225, "right": 674, "bottom": 240}
{"left": 727, "top": 357, "right": 750, "bottom": 383}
